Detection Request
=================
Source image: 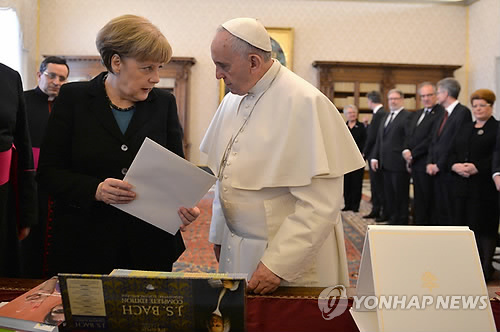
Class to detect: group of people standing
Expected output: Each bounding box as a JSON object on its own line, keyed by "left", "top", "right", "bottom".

{"left": 347, "top": 79, "right": 499, "bottom": 280}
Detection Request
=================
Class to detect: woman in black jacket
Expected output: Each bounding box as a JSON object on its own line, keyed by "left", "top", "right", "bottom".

{"left": 450, "top": 89, "right": 498, "bottom": 280}
{"left": 342, "top": 105, "right": 367, "bottom": 212}
{"left": 38, "top": 15, "right": 199, "bottom": 275}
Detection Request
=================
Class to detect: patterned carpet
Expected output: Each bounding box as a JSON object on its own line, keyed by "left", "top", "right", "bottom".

{"left": 173, "top": 187, "right": 376, "bottom": 287}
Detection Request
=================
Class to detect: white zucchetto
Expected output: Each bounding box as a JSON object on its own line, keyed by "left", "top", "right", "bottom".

{"left": 221, "top": 17, "right": 272, "bottom": 52}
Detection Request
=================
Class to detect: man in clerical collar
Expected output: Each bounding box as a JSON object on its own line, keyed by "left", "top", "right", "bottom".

{"left": 25, "top": 56, "right": 69, "bottom": 152}
{"left": 20, "top": 56, "right": 69, "bottom": 278}
{"left": 201, "top": 17, "right": 365, "bottom": 294}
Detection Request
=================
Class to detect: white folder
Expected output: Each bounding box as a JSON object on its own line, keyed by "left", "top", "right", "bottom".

{"left": 350, "top": 225, "right": 496, "bottom": 332}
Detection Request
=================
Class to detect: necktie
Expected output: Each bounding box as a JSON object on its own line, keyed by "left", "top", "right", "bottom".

{"left": 437, "top": 110, "right": 449, "bottom": 136}
{"left": 417, "top": 108, "right": 430, "bottom": 126}
{"left": 384, "top": 112, "right": 395, "bottom": 134}
{"left": 385, "top": 112, "right": 395, "bottom": 128}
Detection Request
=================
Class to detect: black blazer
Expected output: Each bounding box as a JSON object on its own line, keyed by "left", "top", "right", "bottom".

{"left": 347, "top": 120, "right": 367, "bottom": 154}
{"left": 372, "top": 109, "right": 411, "bottom": 172}
{"left": 449, "top": 117, "right": 498, "bottom": 199}
{"left": 404, "top": 104, "right": 444, "bottom": 172}
{"left": 24, "top": 87, "right": 51, "bottom": 148}
{"left": 427, "top": 103, "right": 472, "bottom": 171}
{"left": 37, "top": 72, "right": 185, "bottom": 271}
{"left": 363, "top": 107, "right": 387, "bottom": 159}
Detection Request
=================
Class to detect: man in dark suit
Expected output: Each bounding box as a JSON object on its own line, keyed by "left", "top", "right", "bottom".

{"left": 363, "top": 91, "right": 387, "bottom": 221}
{"left": 21, "top": 57, "right": 69, "bottom": 278}
{"left": 426, "top": 77, "right": 472, "bottom": 226}
{"left": 402, "top": 82, "right": 444, "bottom": 225}
{"left": 371, "top": 89, "right": 411, "bottom": 225}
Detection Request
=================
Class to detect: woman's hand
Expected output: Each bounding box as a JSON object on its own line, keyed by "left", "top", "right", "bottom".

{"left": 463, "top": 163, "right": 478, "bottom": 176}
{"left": 178, "top": 206, "right": 200, "bottom": 232}
{"left": 95, "top": 178, "right": 136, "bottom": 204}
{"left": 451, "top": 163, "right": 470, "bottom": 178}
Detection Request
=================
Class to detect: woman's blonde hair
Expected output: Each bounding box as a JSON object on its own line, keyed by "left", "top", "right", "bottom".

{"left": 96, "top": 14, "right": 172, "bottom": 73}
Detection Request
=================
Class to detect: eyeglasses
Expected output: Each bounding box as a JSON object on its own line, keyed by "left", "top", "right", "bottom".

{"left": 419, "top": 93, "right": 435, "bottom": 98}
{"left": 472, "top": 103, "right": 491, "bottom": 108}
{"left": 388, "top": 97, "right": 402, "bottom": 101}
{"left": 43, "top": 71, "right": 67, "bottom": 82}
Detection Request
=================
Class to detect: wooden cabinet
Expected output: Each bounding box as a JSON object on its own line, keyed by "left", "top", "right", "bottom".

{"left": 45, "top": 55, "right": 196, "bottom": 159}
{"left": 312, "top": 61, "right": 461, "bottom": 116}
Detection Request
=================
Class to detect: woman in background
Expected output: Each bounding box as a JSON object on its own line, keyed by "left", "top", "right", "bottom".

{"left": 450, "top": 89, "right": 498, "bottom": 281}
{"left": 342, "top": 105, "right": 367, "bottom": 212}
{"left": 38, "top": 15, "right": 199, "bottom": 275}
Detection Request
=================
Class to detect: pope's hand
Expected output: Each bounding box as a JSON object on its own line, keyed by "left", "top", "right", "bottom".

{"left": 178, "top": 206, "right": 200, "bottom": 232}
{"left": 95, "top": 178, "right": 136, "bottom": 204}
{"left": 247, "top": 262, "right": 281, "bottom": 295}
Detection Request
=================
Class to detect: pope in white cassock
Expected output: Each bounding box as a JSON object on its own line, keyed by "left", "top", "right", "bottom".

{"left": 200, "top": 18, "right": 365, "bottom": 294}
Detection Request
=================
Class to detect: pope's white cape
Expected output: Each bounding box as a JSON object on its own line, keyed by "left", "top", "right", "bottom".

{"left": 200, "top": 61, "right": 365, "bottom": 285}
{"left": 200, "top": 63, "right": 365, "bottom": 190}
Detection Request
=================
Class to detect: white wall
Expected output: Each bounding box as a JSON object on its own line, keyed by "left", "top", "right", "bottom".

{"left": 38, "top": 0, "right": 468, "bottom": 163}
{"left": 1, "top": 0, "right": 38, "bottom": 88}
{"left": 468, "top": 0, "right": 500, "bottom": 118}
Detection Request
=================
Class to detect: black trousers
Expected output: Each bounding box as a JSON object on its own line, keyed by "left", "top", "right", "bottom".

{"left": 411, "top": 170, "right": 436, "bottom": 225}
{"left": 432, "top": 171, "right": 455, "bottom": 226}
{"left": 0, "top": 183, "right": 22, "bottom": 277}
{"left": 383, "top": 170, "right": 410, "bottom": 225}
{"left": 344, "top": 168, "right": 364, "bottom": 211}
{"left": 369, "top": 166, "right": 385, "bottom": 215}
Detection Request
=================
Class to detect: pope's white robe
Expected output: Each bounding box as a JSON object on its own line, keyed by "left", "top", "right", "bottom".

{"left": 200, "top": 60, "right": 365, "bottom": 287}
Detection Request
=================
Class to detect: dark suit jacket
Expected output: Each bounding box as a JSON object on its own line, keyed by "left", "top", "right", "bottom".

{"left": 404, "top": 104, "right": 444, "bottom": 172}
{"left": 427, "top": 103, "right": 472, "bottom": 171}
{"left": 449, "top": 117, "right": 498, "bottom": 199}
{"left": 372, "top": 109, "right": 411, "bottom": 172}
{"left": 363, "top": 107, "right": 387, "bottom": 159}
{"left": 24, "top": 87, "right": 51, "bottom": 148}
{"left": 37, "top": 72, "right": 185, "bottom": 273}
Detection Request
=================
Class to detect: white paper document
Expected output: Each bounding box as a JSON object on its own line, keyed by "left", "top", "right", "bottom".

{"left": 112, "top": 137, "right": 216, "bottom": 235}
